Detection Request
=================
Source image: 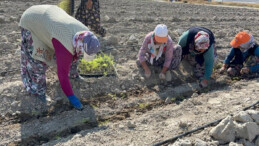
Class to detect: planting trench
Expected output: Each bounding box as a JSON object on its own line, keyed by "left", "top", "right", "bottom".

{"left": 0, "top": 78, "right": 196, "bottom": 145}
{"left": 38, "top": 79, "right": 259, "bottom": 145}
{"left": 1, "top": 0, "right": 259, "bottom": 145}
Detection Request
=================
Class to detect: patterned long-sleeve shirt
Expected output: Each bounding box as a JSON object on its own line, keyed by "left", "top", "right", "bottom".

{"left": 138, "top": 32, "right": 175, "bottom": 68}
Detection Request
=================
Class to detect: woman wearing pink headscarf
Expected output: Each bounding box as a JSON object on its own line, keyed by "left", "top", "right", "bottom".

{"left": 19, "top": 5, "right": 100, "bottom": 110}
{"left": 178, "top": 27, "right": 216, "bottom": 88}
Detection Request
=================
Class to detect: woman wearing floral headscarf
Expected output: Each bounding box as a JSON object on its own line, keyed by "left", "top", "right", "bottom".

{"left": 219, "top": 32, "right": 259, "bottom": 76}
{"left": 19, "top": 5, "right": 100, "bottom": 110}
{"left": 178, "top": 26, "right": 216, "bottom": 88}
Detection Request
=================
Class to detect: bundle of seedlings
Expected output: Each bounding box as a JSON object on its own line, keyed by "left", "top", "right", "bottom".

{"left": 78, "top": 53, "right": 116, "bottom": 77}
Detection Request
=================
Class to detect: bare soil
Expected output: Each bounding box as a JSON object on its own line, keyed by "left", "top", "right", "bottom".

{"left": 0, "top": 0, "right": 258, "bottom": 145}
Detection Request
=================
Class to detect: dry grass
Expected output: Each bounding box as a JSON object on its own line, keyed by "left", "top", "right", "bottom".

{"left": 165, "top": 0, "right": 259, "bottom": 9}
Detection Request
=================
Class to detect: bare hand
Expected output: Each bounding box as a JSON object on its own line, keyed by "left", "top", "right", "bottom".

{"left": 86, "top": 0, "right": 93, "bottom": 10}
{"left": 199, "top": 79, "right": 208, "bottom": 88}
{"left": 159, "top": 72, "right": 166, "bottom": 80}
{"left": 219, "top": 64, "right": 228, "bottom": 74}
{"left": 219, "top": 66, "right": 226, "bottom": 74}
{"left": 144, "top": 68, "right": 151, "bottom": 78}
{"left": 240, "top": 67, "right": 250, "bottom": 75}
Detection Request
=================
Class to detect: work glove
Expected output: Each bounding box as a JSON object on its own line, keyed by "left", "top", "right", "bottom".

{"left": 68, "top": 95, "right": 83, "bottom": 110}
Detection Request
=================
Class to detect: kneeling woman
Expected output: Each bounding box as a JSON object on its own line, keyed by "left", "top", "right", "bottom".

{"left": 178, "top": 27, "right": 216, "bottom": 88}
{"left": 19, "top": 5, "right": 100, "bottom": 110}
{"left": 138, "top": 24, "right": 182, "bottom": 80}
{"left": 219, "top": 32, "right": 259, "bottom": 76}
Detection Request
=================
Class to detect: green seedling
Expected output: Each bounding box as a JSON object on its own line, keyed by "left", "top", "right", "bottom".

{"left": 107, "top": 93, "right": 117, "bottom": 100}
{"left": 201, "top": 88, "right": 209, "bottom": 93}
{"left": 171, "top": 97, "right": 177, "bottom": 102}
{"left": 90, "top": 104, "right": 98, "bottom": 109}
{"left": 232, "top": 76, "right": 241, "bottom": 80}
{"left": 138, "top": 103, "right": 149, "bottom": 109}
{"left": 79, "top": 53, "right": 115, "bottom": 75}
{"left": 177, "top": 96, "right": 185, "bottom": 101}
{"left": 98, "top": 120, "right": 110, "bottom": 126}
{"left": 31, "top": 110, "right": 41, "bottom": 116}
{"left": 74, "top": 118, "right": 91, "bottom": 126}
{"left": 55, "top": 135, "right": 61, "bottom": 140}
{"left": 81, "top": 118, "right": 91, "bottom": 123}
{"left": 215, "top": 62, "right": 223, "bottom": 70}
{"left": 120, "top": 92, "right": 127, "bottom": 99}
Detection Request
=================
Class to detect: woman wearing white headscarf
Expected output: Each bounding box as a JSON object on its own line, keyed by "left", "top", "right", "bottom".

{"left": 178, "top": 26, "right": 216, "bottom": 88}
{"left": 138, "top": 24, "right": 182, "bottom": 80}
{"left": 19, "top": 5, "right": 100, "bottom": 110}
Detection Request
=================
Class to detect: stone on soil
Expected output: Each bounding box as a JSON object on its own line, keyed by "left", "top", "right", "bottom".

{"left": 127, "top": 121, "right": 136, "bottom": 129}
{"left": 233, "top": 111, "right": 254, "bottom": 123}
{"left": 235, "top": 122, "right": 259, "bottom": 142}
{"left": 165, "top": 97, "right": 172, "bottom": 104}
{"left": 194, "top": 139, "right": 207, "bottom": 146}
{"left": 171, "top": 139, "right": 192, "bottom": 146}
{"left": 209, "top": 116, "right": 236, "bottom": 143}
{"left": 210, "top": 110, "right": 259, "bottom": 145}
{"left": 106, "top": 36, "right": 118, "bottom": 46}
{"left": 228, "top": 142, "right": 243, "bottom": 146}
{"left": 246, "top": 110, "right": 259, "bottom": 124}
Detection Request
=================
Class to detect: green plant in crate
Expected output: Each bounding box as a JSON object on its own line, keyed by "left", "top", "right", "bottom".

{"left": 79, "top": 53, "right": 115, "bottom": 75}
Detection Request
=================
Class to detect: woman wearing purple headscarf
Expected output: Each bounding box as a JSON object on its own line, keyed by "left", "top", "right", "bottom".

{"left": 19, "top": 5, "right": 100, "bottom": 110}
